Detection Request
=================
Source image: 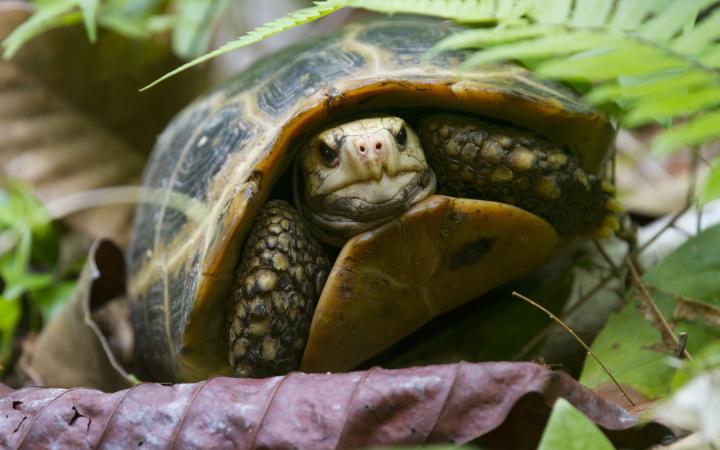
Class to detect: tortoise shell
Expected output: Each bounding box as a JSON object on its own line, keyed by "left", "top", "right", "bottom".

{"left": 128, "top": 16, "right": 613, "bottom": 381}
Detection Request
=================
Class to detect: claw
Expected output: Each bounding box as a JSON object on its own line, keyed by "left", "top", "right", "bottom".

{"left": 601, "top": 180, "right": 615, "bottom": 193}
{"left": 603, "top": 214, "right": 620, "bottom": 231}
{"left": 605, "top": 197, "right": 623, "bottom": 213}
{"left": 593, "top": 226, "right": 612, "bottom": 238}
{"left": 592, "top": 213, "right": 620, "bottom": 238}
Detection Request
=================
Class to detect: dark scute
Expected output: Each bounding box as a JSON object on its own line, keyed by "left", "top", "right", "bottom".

{"left": 127, "top": 100, "right": 213, "bottom": 276}
{"left": 174, "top": 104, "right": 250, "bottom": 200}
{"left": 157, "top": 104, "right": 253, "bottom": 247}
{"left": 256, "top": 47, "right": 365, "bottom": 117}
{"left": 127, "top": 203, "right": 160, "bottom": 278}
{"left": 356, "top": 17, "right": 454, "bottom": 63}
{"left": 135, "top": 276, "right": 174, "bottom": 380}
{"left": 145, "top": 102, "right": 213, "bottom": 190}
{"left": 167, "top": 262, "right": 196, "bottom": 353}
{"left": 220, "top": 36, "right": 338, "bottom": 101}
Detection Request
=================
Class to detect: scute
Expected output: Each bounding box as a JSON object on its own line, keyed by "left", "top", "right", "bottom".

{"left": 128, "top": 15, "right": 613, "bottom": 381}
{"left": 256, "top": 47, "right": 366, "bottom": 117}
{"left": 356, "top": 18, "right": 455, "bottom": 62}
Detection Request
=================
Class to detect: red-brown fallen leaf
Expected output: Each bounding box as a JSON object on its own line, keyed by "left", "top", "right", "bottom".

{"left": 0, "top": 362, "right": 669, "bottom": 449}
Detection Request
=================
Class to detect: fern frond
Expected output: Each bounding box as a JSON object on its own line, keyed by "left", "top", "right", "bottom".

{"left": 586, "top": 72, "right": 713, "bottom": 104}
{"left": 570, "top": 0, "right": 612, "bottom": 27}
{"left": 671, "top": 8, "right": 720, "bottom": 54}
{"left": 429, "top": 0, "right": 720, "bottom": 166}
{"left": 77, "top": 0, "right": 99, "bottom": 42}
{"left": 356, "top": 0, "right": 500, "bottom": 23}
{"left": 140, "top": 0, "right": 351, "bottom": 91}
{"left": 654, "top": 110, "right": 720, "bottom": 156}
{"left": 429, "top": 25, "right": 560, "bottom": 54}
{"left": 700, "top": 155, "right": 720, "bottom": 204}
{"left": 142, "top": 0, "right": 531, "bottom": 90}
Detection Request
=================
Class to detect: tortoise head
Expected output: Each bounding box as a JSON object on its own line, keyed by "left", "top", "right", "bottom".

{"left": 295, "top": 116, "right": 436, "bottom": 245}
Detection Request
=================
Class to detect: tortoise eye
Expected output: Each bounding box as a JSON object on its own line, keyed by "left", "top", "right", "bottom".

{"left": 318, "top": 142, "right": 339, "bottom": 167}
{"left": 395, "top": 126, "right": 407, "bottom": 147}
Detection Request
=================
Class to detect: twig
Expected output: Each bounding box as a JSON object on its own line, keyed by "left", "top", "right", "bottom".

{"left": 634, "top": 204, "right": 690, "bottom": 256}
{"left": 512, "top": 291, "right": 636, "bottom": 407}
{"left": 593, "top": 238, "right": 623, "bottom": 278}
{"left": 674, "top": 332, "right": 689, "bottom": 359}
{"left": 626, "top": 257, "right": 692, "bottom": 360}
{"left": 512, "top": 270, "right": 618, "bottom": 360}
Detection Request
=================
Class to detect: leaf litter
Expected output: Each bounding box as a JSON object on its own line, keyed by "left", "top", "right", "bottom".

{"left": 0, "top": 361, "right": 670, "bottom": 450}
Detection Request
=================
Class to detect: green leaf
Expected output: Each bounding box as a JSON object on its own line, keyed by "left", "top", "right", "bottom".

{"left": 0, "top": 297, "right": 21, "bottom": 366}
{"left": 536, "top": 43, "right": 688, "bottom": 81}
{"left": 581, "top": 224, "right": 720, "bottom": 397}
{"left": 1, "top": 271, "right": 54, "bottom": 302}
{"left": 579, "top": 295, "right": 675, "bottom": 398}
{"left": 10, "top": 227, "right": 32, "bottom": 282}
{"left": 0, "top": 298, "right": 21, "bottom": 331}
{"left": 430, "top": 25, "right": 559, "bottom": 53}
{"left": 497, "top": 0, "right": 532, "bottom": 20}
{"left": 644, "top": 225, "right": 720, "bottom": 304}
{"left": 0, "top": 183, "right": 57, "bottom": 265}
{"left": 530, "top": 0, "right": 572, "bottom": 25}
{"left": 700, "top": 157, "right": 720, "bottom": 205}
{"left": 653, "top": 109, "right": 720, "bottom": 155}
{"left": 2, "top": 0, "right": 81, "bottom": 59}
{"left": 537, "top": 398, "right": 615, "bottom": 450}
{"left": 700, "top": 46, "right": 720, "bottom": 67}
{"left": 32, "top": 281, "right": 76, "bottom": 322}
{"left": 586, "top": 71, "right": 713, "bottom": 104}
{"left": 97, "top": 13, "right": 153, "bottom": 39}
{"left": 172, "top": 0, "right": 231, "bottom": 60}
{"left": 608, "top": 1, "right": 657, "bottom": 31}
{"left": 670, "top": 340, "right": 720, "bottom": 389}
{"left": 623, "top": 86, "right": 720, "bottom": 127}
{"left": 357, "top": 0, "right": 499, "bottom": 23}
{"left": 78, "top": 0, "right": 99, "bottom": 42}
{"left": 462, "top": 32, "right": 614, "bottom": 67}
{"left": 141, "top": 0, "right": 351, "bottom": 91}
{"left": 103, "top": 0, "right": 163, "bottom": 17}
{"left": 672, "top": 7, "right": 720, "bottom": 55}
{"left": 636, "top": 0, "right": 713, "bottom": 42}
{"left": 570, "top": 0, "right": 613, "bottom": 28}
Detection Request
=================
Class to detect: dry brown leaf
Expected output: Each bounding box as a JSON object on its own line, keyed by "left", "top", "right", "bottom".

{"left": 0, "top": 362, "right": 670, "bottom": 449}
{"left": 0, "top": 3, "right": 207, "bottom": 246}
{"left": 673, "top": 297, "right": 720, "bottom": 326}
{"left": 17, "top": 240, "right": 135, "bottom": 391}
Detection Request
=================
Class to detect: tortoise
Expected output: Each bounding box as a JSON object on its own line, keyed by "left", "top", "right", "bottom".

{"left": 128, "top": 16, "right": 618, "bottom": 382}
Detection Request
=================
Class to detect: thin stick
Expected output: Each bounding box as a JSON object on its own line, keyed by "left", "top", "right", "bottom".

{"left": 593, "top": 239, "right": 622, "bottom": 277}
{"left": 512, "top": 291, "right": 636, "bottom": 407}
{"left": 626, "top": 257, "right": 692, "bottom": 360}
{"left": 635, "top": 204, "right": 690, "bottom": 256}
{"left": 512, "top": 271, "right": 618, "bottom": 360}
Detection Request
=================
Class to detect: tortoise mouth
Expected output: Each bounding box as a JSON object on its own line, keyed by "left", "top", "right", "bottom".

{"left": 295, "top": 167, "right": 436, "bottom": 246}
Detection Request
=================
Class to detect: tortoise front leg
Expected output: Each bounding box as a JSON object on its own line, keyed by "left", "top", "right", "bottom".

{"left": 418, "top": 114, "right": 619, "bottom": 236}
{"left": 228, "top": 199, "right": 331, "bottom": 377}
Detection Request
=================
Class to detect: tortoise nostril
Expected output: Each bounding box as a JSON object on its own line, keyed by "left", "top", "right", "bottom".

{"left": 359, "top": 145, "right": 366, "bottom": 153}
{"left": 375, "top": 142, "right": 382, "bottom": 150}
